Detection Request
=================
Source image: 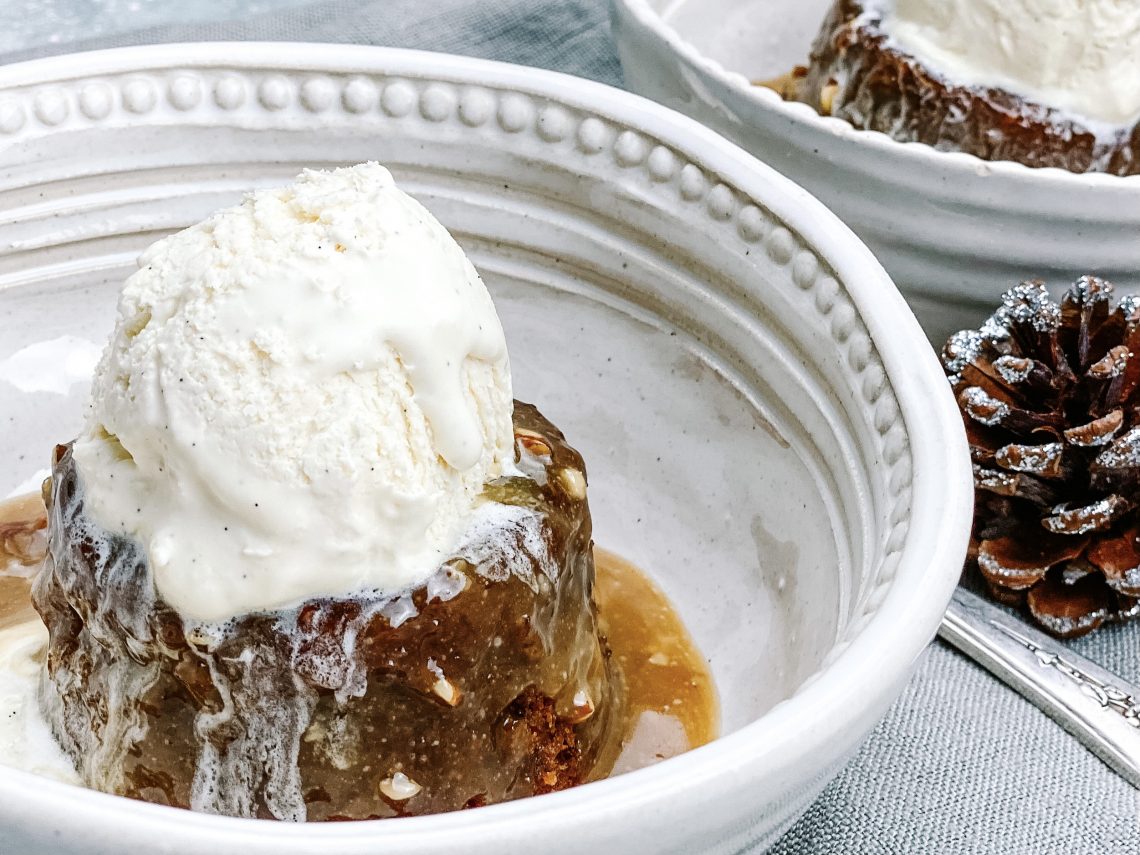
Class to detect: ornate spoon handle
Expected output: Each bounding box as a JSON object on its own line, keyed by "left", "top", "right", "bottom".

{"left": 939, "top": 587, "right": 1140, "bottom": 789}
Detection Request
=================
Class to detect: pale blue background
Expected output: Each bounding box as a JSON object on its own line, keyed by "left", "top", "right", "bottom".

{"left": 1, "top": 2, "right": 1136, "bottom": 852}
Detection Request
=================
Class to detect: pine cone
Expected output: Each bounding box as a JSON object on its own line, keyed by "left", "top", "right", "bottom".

{"left": 942, "top": 277, "right": 1140, "bottom": 638}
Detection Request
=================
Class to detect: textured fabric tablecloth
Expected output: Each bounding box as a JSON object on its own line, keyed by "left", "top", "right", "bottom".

{"left": 4, "top": 2, "right": 1137, "bottom": 852}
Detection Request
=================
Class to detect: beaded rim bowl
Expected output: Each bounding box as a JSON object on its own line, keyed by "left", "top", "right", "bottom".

{"left": 0, "top": 44, "right": 971, "bottom": 854}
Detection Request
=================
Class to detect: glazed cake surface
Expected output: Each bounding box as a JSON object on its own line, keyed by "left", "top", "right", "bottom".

{"left": 33, "top": 402, "right": 619, "bottom": 820}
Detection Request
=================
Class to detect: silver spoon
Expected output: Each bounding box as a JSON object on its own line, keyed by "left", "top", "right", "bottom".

{"left": 940, "top": 587, "right": 1140, "bottom": 789}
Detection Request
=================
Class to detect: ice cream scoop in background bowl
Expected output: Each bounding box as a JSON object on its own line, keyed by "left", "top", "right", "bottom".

{"left": 611, "top": 0, "right": 1140, "bottom": 344}
{"left": 0, "top": 45, "right": 970, "bottom": 853}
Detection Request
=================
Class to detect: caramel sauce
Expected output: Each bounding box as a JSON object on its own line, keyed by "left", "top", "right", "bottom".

{"left": 0, "top": 494, "right": 719, "bottom": 783}
{"left": 0, "top": 576, "right": 33, "bottom": 628}
{"left": 0, "top": 492, "right": 45, "bottom": 628}
{"left": 752, "top": 68, "right": 806, "bottom": 100}
{"left": 594, "top": 548, "right": 719, "bottom": 773}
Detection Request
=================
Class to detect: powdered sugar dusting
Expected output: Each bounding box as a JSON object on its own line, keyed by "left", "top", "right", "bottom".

{"left": 942, "top": 329, "right": 985, "bottom": 377}
{"left": 1089, "top": 346, "right": 1129, "bottom": 379}
{"left": 1035, "top": 603, "right": 1110, "bottom": 637}
{"left": 978, "top": 307, "right": 1013, "bottom": 348}
{"left": 1095, "top": 426, "right": 1140, "bottom": 470}
{"left": 973, "top": 465, "right": 1019, "bottom": 495}
{"left": 992, "top": 355, "right": 1034, "bottom": 385}
{"left": 995, "top": 442, "right": 1063, "bottom": 475}
{"left": 1003, "top": 282, "right": 1060, "bottom": 333}
{"left": 1043, "top": 495, "right": 1131, "bottom": 535}
{"left": 960, "top": 386, "right": 1010, "bottom": 426}
{"left": 1118, "top": 294, "right": 1140, "bottom": 322}
{"left": 1067, "top": 274, "right": 1113, "bottom": 306}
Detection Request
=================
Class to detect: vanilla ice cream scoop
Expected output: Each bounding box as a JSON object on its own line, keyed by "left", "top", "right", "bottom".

{"left": 881, "top": 0, "right": 1140, "bottom": 126}
{"left": 72, "top": 163, "right": 514, "bottom": 622}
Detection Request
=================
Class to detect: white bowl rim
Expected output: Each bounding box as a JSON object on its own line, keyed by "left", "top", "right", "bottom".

{"left": 0, "top": 42, "right": 973, "bottom": 844}
{"left": 616, "top": 0, "right": 1140, "bottom": 189}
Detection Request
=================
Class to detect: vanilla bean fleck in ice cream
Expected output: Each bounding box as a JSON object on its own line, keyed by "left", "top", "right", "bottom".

{"left": 73, "top": 162, "right": 514, "bottom": 622}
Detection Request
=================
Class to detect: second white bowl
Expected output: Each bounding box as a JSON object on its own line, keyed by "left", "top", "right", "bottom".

{"left": 612, "top": 0, "right": 1140, "bottom": 343}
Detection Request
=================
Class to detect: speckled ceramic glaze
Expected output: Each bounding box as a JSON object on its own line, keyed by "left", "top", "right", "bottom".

{"left": 612, "top": 0, "right": 1140, "bottom": 343}
{"left": 0, "top": 44, "right": 971, "bottom": 854}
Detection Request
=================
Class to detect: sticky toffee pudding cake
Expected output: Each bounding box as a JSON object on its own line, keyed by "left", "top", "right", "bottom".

{"left": 34, "top": 403, "right": 615, "bottom": 820}
{"left": 1, "top": 162, "right": 718, "bottom": 821}
{"left": 17, "top": 162, "right": 630, "bottom": 821}
{"left": 778, "top": 0, "right": 1140, "bottom": 174}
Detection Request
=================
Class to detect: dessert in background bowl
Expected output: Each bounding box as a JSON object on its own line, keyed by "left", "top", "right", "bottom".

{"left": 785, "top": 0, "right": 1140, "bottom": 175}
{"left": 613, "top": 0, "right": 1140, "bottom": 342}
{"left": 0, "top": 44, "right": 970, "bottom": 854}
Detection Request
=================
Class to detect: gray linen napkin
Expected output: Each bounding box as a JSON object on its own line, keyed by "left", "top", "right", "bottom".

{"left": 2, "top": 1, "right": 1136, "bottom": 852}
{"left": 0, "top": 0, "right": 623, "bottom": 85}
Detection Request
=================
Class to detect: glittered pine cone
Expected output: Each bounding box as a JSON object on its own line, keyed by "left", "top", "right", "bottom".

{"left": 942, "top": 277, "right": 1140, "bottom": 638}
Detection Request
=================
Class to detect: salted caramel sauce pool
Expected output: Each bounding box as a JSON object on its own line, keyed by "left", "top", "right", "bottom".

{"left": 0, "top": 492, "right": 44, "bottom": 627}
{"left": 592, "top": 548, "right": 719, "bottom": 774}
{"left": 0, "top": 492, "right": 718, "bottom": 791}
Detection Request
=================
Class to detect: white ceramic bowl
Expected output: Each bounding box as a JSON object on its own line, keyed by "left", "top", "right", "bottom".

{"left": 0, "top": 44, "right": 971, "bottom": 854}
{"left": 612, "top": 0, "right": 1140, "bottom": 343}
